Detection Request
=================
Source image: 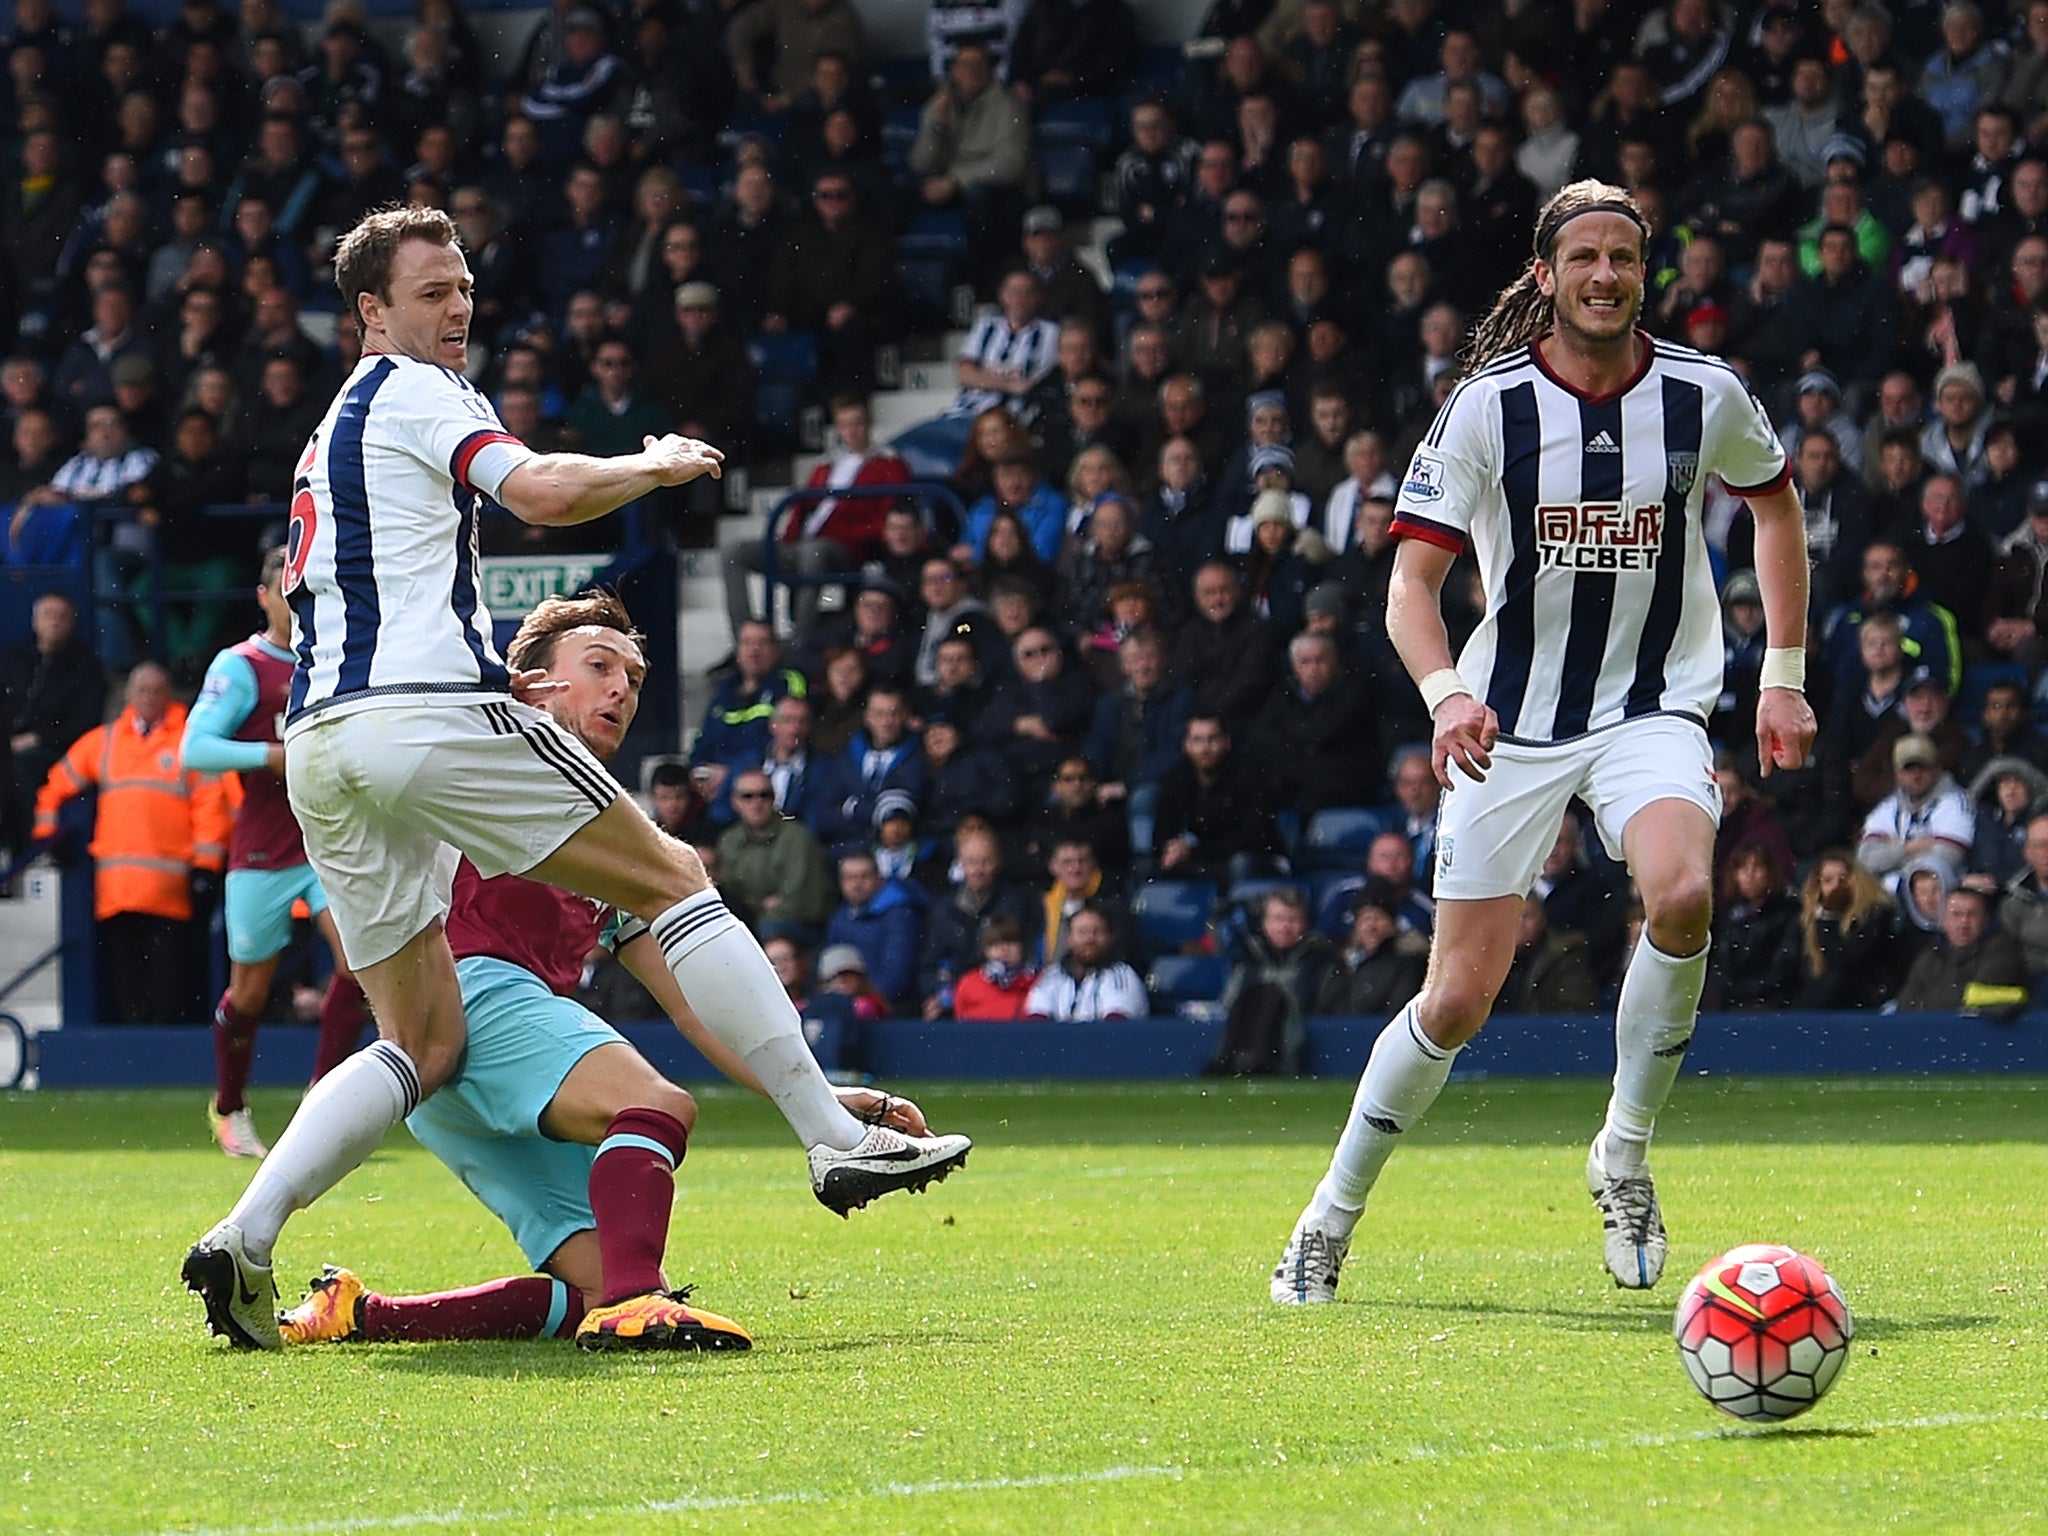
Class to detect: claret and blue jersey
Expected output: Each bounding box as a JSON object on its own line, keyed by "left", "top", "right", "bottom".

{"left": 282, "top": 354, "right": 537, "bottom": 726}
{"left": 1391, "top": 335, "right": 1791, "bottom": 746}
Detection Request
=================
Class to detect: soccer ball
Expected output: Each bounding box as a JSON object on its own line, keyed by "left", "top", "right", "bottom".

{"left": 1673, "top": 1244, "right": 1854, "bottom": 1422}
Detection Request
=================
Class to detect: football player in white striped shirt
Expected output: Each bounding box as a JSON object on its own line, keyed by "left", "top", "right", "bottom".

{"left": 1273, "top": 183, "right": 1818, "bottom": 1304}
{"left": 184, "top": 207, "right": 971, "bottom": 1351}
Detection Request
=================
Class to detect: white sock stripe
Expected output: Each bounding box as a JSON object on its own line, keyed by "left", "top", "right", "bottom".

{"left": 654, "top": 899, "right": 730, "bottom": 955}
{"left": 1404, "top": 1011, "right": 1448, "bottom": 1062}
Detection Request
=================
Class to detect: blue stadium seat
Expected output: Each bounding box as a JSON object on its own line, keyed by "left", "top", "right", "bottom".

{"left": 1035, "top": 98, "right": 1117, "bottom": 152}
{"left": 889, "top": 415, "right": 973, "bottom": 480}
{"left": 881, "top": 105, "right": 923, "bottom": 170}
{"left": 1226, "top": 876, "right": 1299, "bottom": 910}
{"left": 675, "top": 161, "right": 719, "bottom": 207}
{"left": 869, "top": 56, "right": 931, "bottom": 105}
{"left": 1128, "top": 43, "right": 1182, "bottom": 95}
{"left": 1148, "top": 953, "right": 1227, "bottom": 1005}
{"left": 903, "top": 208, "right": 970, "bottom": 253}
{"left": 1300, "top": 807, "right": 1384, "bottom": 871}
{"left": 1036, "top": 140, "right": 1100, "bottom": 215}
{"left": 1131, "top": 878, "right": 1218, "bottom": 952}
{"left": 749, "top": 333, "right": 818, "bottom": 449}
{"left": 896, "top": 251, "right": 955, "bottom": 330}
{"left": 718, "top": 111, "right": 786, "bottom": 152}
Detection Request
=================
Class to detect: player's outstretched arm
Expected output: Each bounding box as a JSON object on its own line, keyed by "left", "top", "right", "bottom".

{"left": 1745, "top": 481, "right": 1818, "bottom": 777}
{"left": 615, "top": 934, "right": 931, "bottom": 1135}
{"left": 1388, "top": 536, "right": 1499, "bottom": 789}
{"left": 495, "top": 434, "right": 725, "bottom": 527}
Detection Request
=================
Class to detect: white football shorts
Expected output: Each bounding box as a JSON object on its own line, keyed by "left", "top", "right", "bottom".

{"left": 1431, "top": 713, "right": 1720, "bottom": 903}
{"left": 285, "top": 697, "right": 618, "bottom": 969}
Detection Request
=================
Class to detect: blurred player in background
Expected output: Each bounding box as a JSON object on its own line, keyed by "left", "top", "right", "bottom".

{"left": 180, "top": 547, "right": 367, "bottom": 1158}
{"left": 185, "top": 207, "right": 968, "bottom": 1351}
{"left": 1273, "top": 182, "right": 1817, "bottom": 1304}
{"left": 277, "top": 594, "right": 948, "bottom": 1350}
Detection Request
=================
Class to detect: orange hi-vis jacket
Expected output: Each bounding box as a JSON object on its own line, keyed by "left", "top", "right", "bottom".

{"left": 33, "top": 701, "right": 231, "bottom": 922}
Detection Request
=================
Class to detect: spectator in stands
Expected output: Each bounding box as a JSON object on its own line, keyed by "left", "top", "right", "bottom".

{"left": 717, "top": 767, "right": 836, "bottom": 940}
{"left": 1112, "top": 97, "right": 1197, "bottom": 262}
{"left": 33, "top": 661, "right": 229, "bottom": 1024}
{"left": 1968, "top": 757, "right": 2048, "bottom": 884}
{"left": 816, "top": 942, "right": 891, "bottom": 1022}
{"left": 911, "top": 556, "right": 994, "bottom": 686}
{"left": 1725, "top": 236, "right": 1801, "bottom": 398}
{"left": 812, "top": 679, "right": 925, "bottom": 855}
{"left": 732, "top": 395, "right": 905, "bottom": 643}
{"left": 131, "top": 405, "right": 247, "bottom": 673}
{"left": 1859, "top": 731, "right": 1976, "bottom": 890}
{"left": 1176, "top": 251, "right": 1264, "bottom": 391}
{"left": 1085, "top": 627, "right": 1190, "bottom": 860}
{"left": 1036, "top": 832, "right": 1127, "bottom": 959}
{"left": 1008, "top": 0, "right": 1137, "bottom": 102}
{"left": 1495, "top": 893, "right": 1601, "bottom": 1014}
{"left": 910, "top": 42, "right": 1030, "bottom": 286}
{"left": 917, "top": 633, "right": 993, "bottom": 732}
{"left": 1023, "top": 901, "right": 1146, "bottom": 1019}
{"left": 950, "top": 910, "right": 1038, "bottom": 1020}
{"left": 869, "top": 504, "right": 935, "bottom": 608}
{"left": 1236, "top": 489, "right": 1328, "bottom": 637}
{"left": 1784, "top": 849, "right": 1899, "bottom": 1009}
{"left": 1897, "top": 883, "right": 2030, "bottom": 1013}
{"left": 1172, "top": 560, "right": 1273, "bottom": 732}
{"left": 1851, "top": 665, "right": 1968, "bottom": 811}
{"left": 1962, "top": 682, "right": 2048, "bottom": 785}
{"left": 520, "top": 10, "right": 624, "bottom": 167}
{"left": 1152, "top": 712, "right": 1281, "bottom": 885}
{"left": 1776, "top": 370, "right": 1863, "bottom": 477}
{"left": 1249, "top": 630, "right": 1372, "bottom": 814}
{"left": 2, "top": 590, "right": 101, "bottom": 859}
{"left": 1983, "top": 477, "right": 2048, "bottom": 668}
{"left": 952, "top": 267, "right": 1060, "bottom": 418}
{"left": 920, "top": 823, "right": 1032, "bottom": 1011}
{"left": 53, "top": 284, "right": 145, "bottom": 414}
{"left": 1061, "top": 492, "right": 1163, "bottom": 636}
{"left": 822, "top": 849, "right": 922, "bottom": 1012}
{"left": 1704, "top": 841, "right": 1799, "bottom": 1011}
{"left": 981, "top": 625, "right": 1097, "bottom": 798}
{"left": 728, "top": 0, "right": 866, "bottom": 113}
{"left": 960, "top": 454, "right": 1066, "bottom": 566}
{"left": 236, "top": 355, "right": 323, "bottom": 502}
{"left": 644, "top": 281, "right": 753, "bottom": 529}
{"left": 1315, "top": 877, "right": 1429, "bottom": 1017}
{"left": 764, "top": 169, "right": 896, "bottom": 397}
{"left": 811, "top": 649, "right": 867, "bottom": 757}
{"left": 1207, "top": 886, "right": 1333, "bottom": 1075}
{"left": 690, "top": 620, "right": 805, "bottom": 797}
{"left": 1018, "top": 211, "right": 1108, "bottom": 343}
{"left": 1533, "top": 813, "right": 1628, "bottom": 985}
{"left": 1139, "top": 435, "right": 1220, "bottom": 594}
{"left": 1823, "top": 539, "right": 1960, "bottom": 697}
{"left": 800, "top": 576, "right": 915, "bottom": 689}
{"left": 1826, "top": 608, "right": 1909, "bottom": 776}
{"left": 974, "top": 510, "right": 1063, "bottom": 612}
{"left": 1999, "top": 810, "right": 2048, "bottom": 974}
{"left": 565, "top": 334, "right": 669, "bottom": 463}
{"left": 1791, "top": 223, "right": 1898, "bottom": 396}
{"left": 1022, "top": 753, "right": 1129, "bottom": 873}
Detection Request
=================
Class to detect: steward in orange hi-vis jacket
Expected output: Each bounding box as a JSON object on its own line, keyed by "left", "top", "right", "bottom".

{"left": 35, "top": 669, "right": 231, "bottom": 920}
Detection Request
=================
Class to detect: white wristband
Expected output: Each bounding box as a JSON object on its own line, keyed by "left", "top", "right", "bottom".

{"left": 1418, "top": 668, "right": 1473, "bottom": 715}
{"left": 1759, "top": 647, "right": 1806, "bottom": 693}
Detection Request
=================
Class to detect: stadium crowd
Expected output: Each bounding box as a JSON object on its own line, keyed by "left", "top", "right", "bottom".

{"left": 9, "top": 0, "right": 2048, "bottom": 1034}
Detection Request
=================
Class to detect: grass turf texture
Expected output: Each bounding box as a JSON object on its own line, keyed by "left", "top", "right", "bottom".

{"left": 3, "top": 1078, "right": 2046, "bottom": 1536}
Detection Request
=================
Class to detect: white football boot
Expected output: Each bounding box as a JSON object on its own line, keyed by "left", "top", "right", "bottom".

{"left": 182, "top": 1220, "right": 282, "bottom": 1349}
{"left": 1271, "top": 1221, "right": 1350, "bottom": 1304}
{"left": 808, "top": 1124, "right": 971, "bottom": 1216}
{"left": 207, "top": 1101, "right": 268, "bottom": 1160}
{"left": 1586, "top": 1133, "right": 1667, "bottom": 1289}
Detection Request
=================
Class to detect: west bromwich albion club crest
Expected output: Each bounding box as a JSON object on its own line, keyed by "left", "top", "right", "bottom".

{"left": 1666, "top": 451, "right": 1699, "bottom": 495}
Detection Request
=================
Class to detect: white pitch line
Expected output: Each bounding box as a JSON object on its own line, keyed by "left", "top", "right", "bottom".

{"left": 146, "top": 1407, "right": 2048, "bottom": 1536}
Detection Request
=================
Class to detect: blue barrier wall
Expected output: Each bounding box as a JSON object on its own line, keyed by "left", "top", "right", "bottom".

{"left": 29, "top": 1010, "right": 2048, "bottom": 1089}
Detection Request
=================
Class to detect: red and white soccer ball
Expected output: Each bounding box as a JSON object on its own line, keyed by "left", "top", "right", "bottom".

{"left": 1673, "top": 1244, "right": 1854, "bottom": 1423}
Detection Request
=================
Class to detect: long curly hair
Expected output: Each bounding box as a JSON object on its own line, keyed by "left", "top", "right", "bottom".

{"left": 1798, "top": 849, "right": 1894, "bottom": 979}
{"left": 1460, "top": 180, "right": 1651, "bottom": 374}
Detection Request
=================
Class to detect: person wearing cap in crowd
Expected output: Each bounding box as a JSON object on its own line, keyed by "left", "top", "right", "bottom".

{"left": 822, "top": 849, "right": 924, "bottom": 1014}
{"left": 644, "top": 280, "right": 754, "bottom": 535}
{"left": 716, "top": 766, "right": 837, "bottom": 943}
{"left": 1983, "top": 475, "right": 2048, "bottom": 667}
{"left": 1680, "top": 299, "right": 1729, "bottom": 357}
{"left": 1234, "top": 486, "right": 1328, "bottom": 636}
{"left": 109, "top": 353, "right": 168, "bottom": 451}
{"left": 1777, "top": 368, "right": 1866, "bottom": 475}
{"left": 814, "top": 942, "right": 891, "bottom": 1023}
{"left": 1017, "top": 205, "right": 1108, "bottom": 340}
{"left": 1906, "top": 470, "right": 1996, "bottom": 623}
{"left": 1710, "top": 570, "right": 1768, "bottom": 748}
{"left": 1852, "top": 663, "right": 1971, "bottom": 811}
{"left": 796, "top": 573, "right": 916, "bottom": 687}
{"left": 1858, "top": 730, "right": 1975, "bottom": 890}
{"left": 1314, "top": 877, "right": 1429, "bottom": 1017}
{"left": 869, "top": 788, "right": 934, "bottom": 887}
{"left": 1177, "top": 249, "right": 1265, "bottom": 392}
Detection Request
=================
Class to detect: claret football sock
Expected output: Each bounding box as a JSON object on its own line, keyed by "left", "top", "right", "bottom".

{"left": 1305, "top": 1000, "right": 1459, "bottom": 1235}
{"left": 311, "top": 974, "right": 370, "bottom": 1083}
{"left": 225, "top": 1039, "right": 421, "bottom": 1265}
{"left": 652, "top": 890, "right": 866, "bottom": 1152}
{"left": 1601, "top": 933, "right": 1708, "bottom": 1178}
{"left": 211, "top": 993, "right": 258, "bottom": 1115}
{"left": 590, "top": 1107, "right": 689, "bottom": 1305}
{"left": 363, "top": 1275, "right": 585, "bottom": 1342}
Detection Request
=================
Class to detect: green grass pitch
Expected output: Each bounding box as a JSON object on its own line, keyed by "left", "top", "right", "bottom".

{"left": 3, "top": 1077, "right": 2046, "bottom": 1535}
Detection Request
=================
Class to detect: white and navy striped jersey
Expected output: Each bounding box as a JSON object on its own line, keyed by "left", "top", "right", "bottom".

{"left": 1392, "top": 336, "right": 1789, "bottom": 745}
{"left": 282, "top": 354, "right": 536, "bottom": 726}
{"left": 949, "top": 310, "right": 1060, "bottom": 417}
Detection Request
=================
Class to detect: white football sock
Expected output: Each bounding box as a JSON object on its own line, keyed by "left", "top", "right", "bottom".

{"left": 653, "top": 891, "right": 865, "bottom": 1152}
{"left": 1302, "top": 1000, "right": 1458, "bottom": 1237}
{"left": 1600, "top": 932, "right": 1708, "bottom": 1177}
{"left": 224, "top": 1040, "right": 420, "bottom": 1265}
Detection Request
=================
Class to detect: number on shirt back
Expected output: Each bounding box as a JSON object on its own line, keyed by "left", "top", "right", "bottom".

{"left": 283, "top": 434, "right": 319, "bottom": 594}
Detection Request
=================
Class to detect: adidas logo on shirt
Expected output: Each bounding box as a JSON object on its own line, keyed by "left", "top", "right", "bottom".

{"left": 1586, "top": 430, "right": 1621, "bottom": 453}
